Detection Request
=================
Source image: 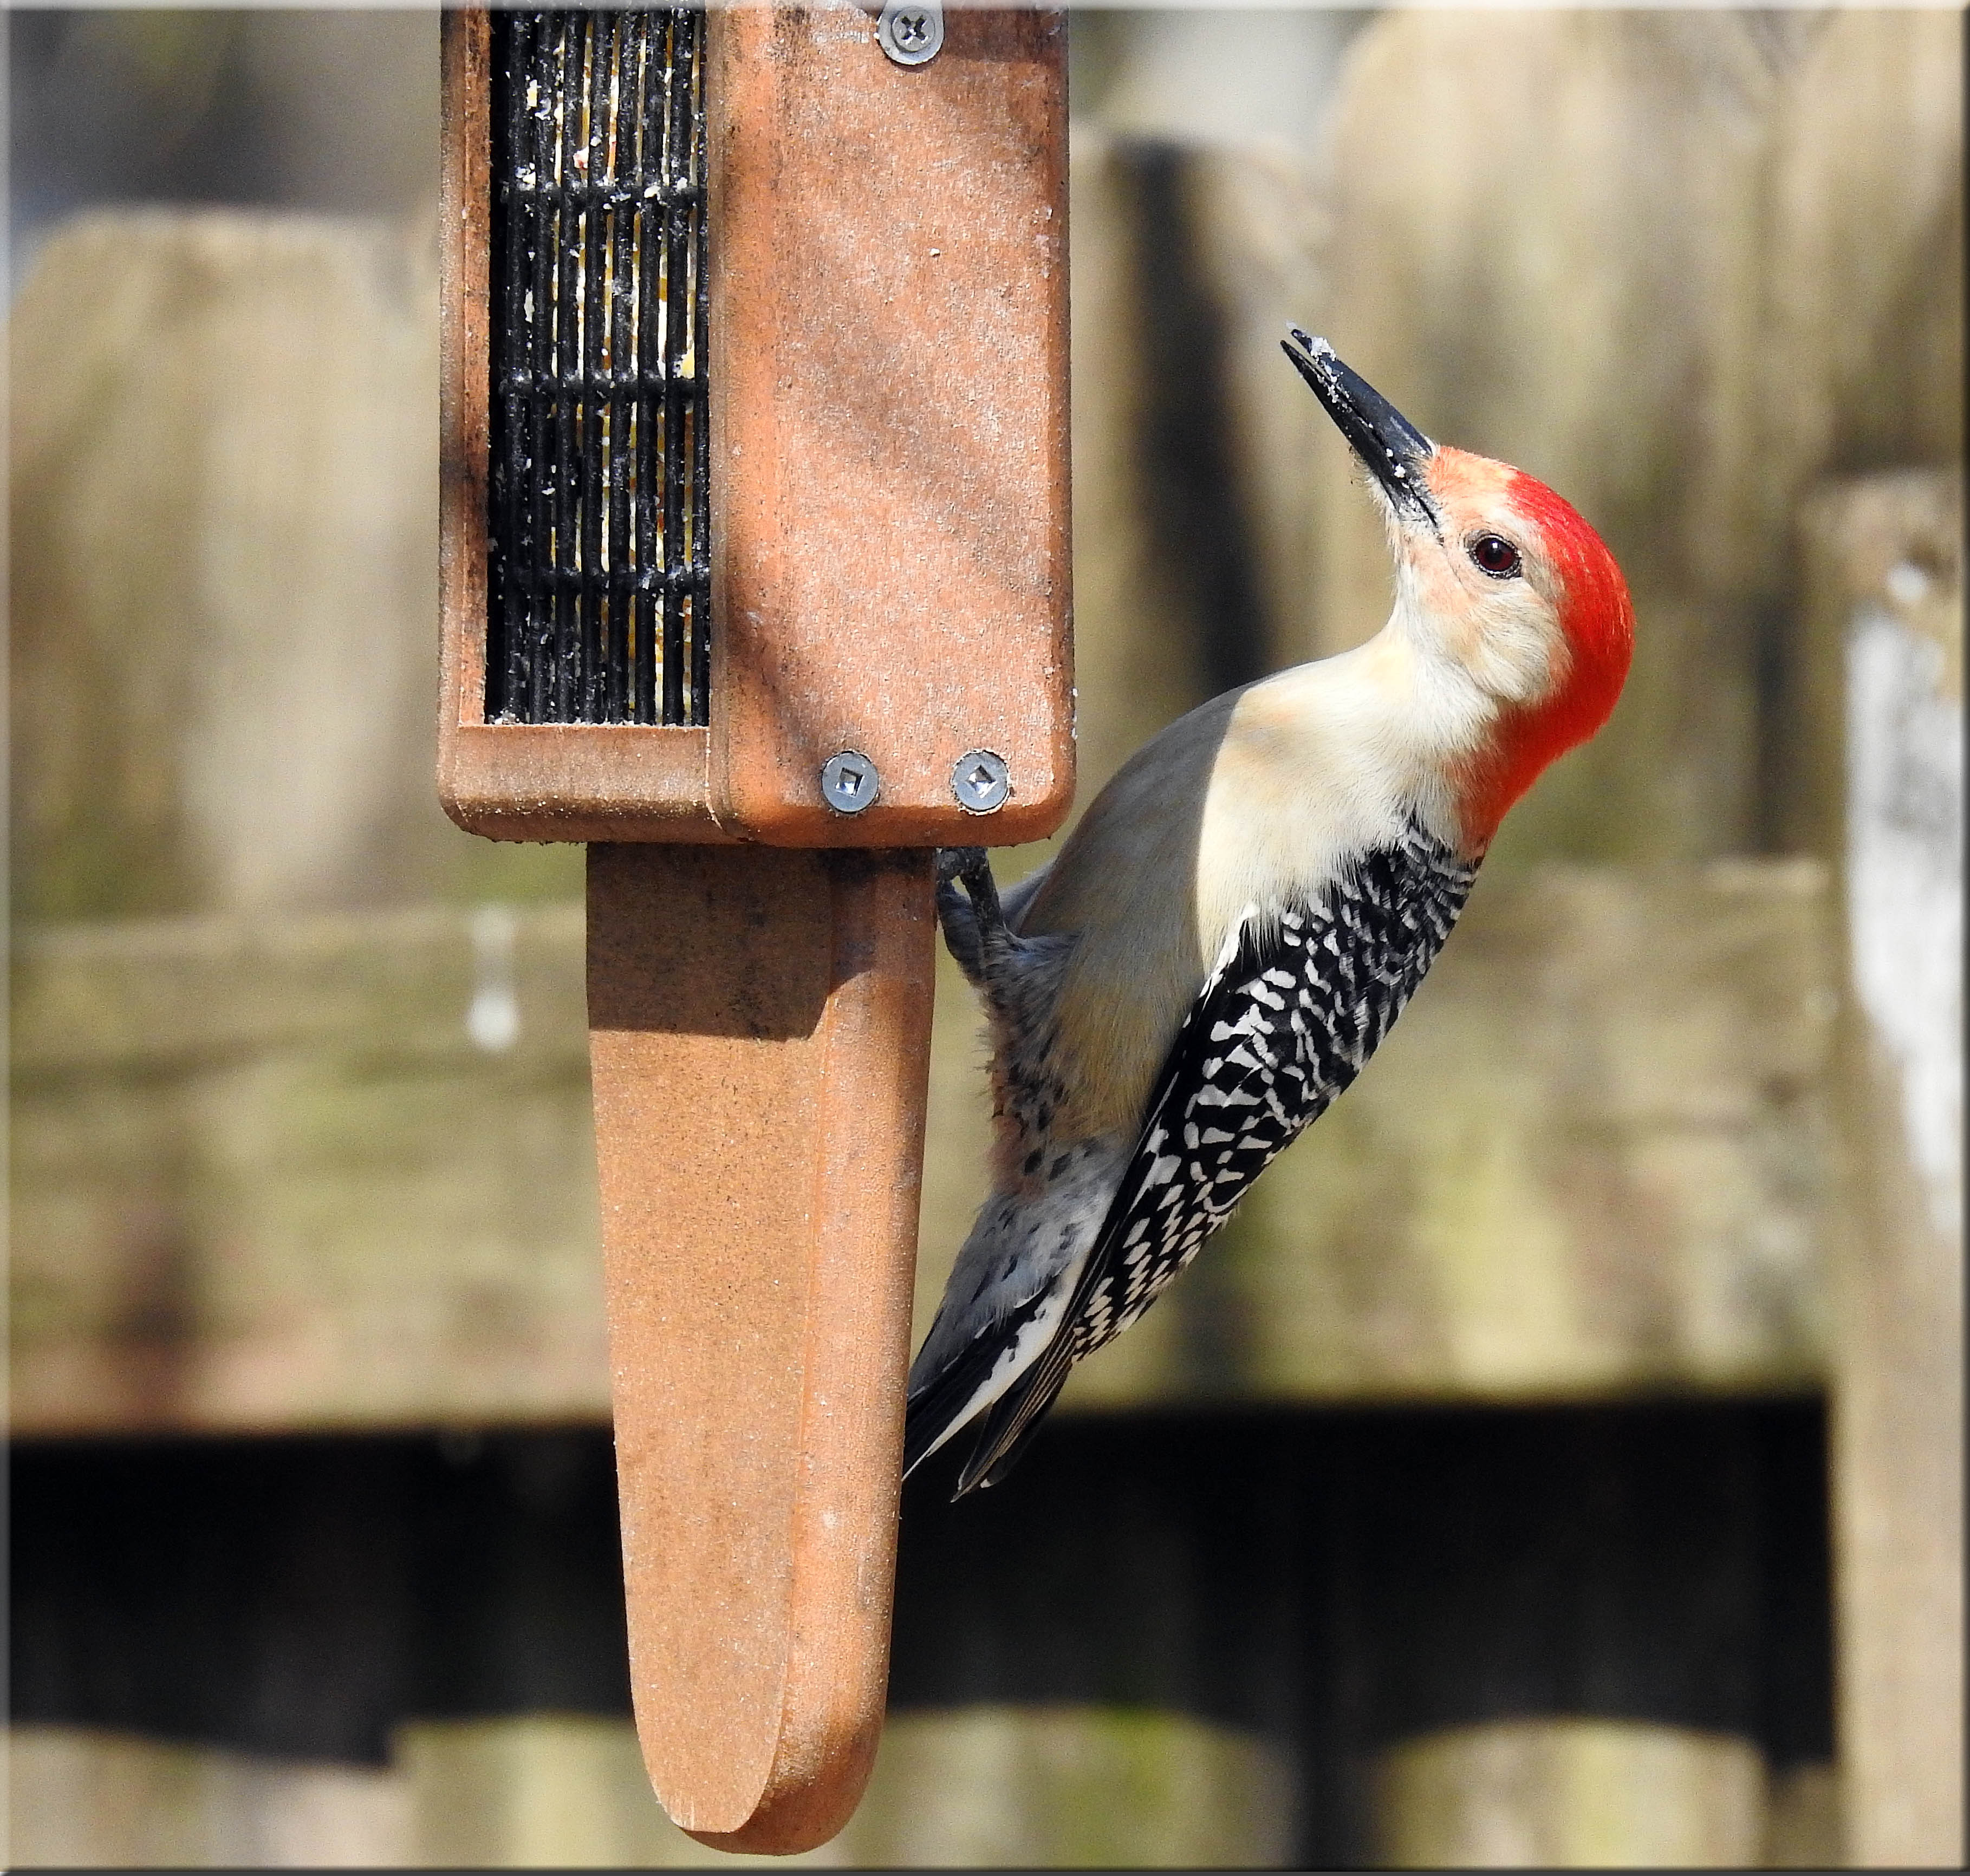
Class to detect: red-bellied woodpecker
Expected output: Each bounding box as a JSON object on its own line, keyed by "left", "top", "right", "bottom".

{"left": 906, "top": 332, "right": 1634, "bottom": 1497}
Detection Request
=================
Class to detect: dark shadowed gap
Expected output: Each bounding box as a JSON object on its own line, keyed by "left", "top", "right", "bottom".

{"left": 8, "top": 1430, "right": 630, "bottom": 1764}
{"left": 1752, "top": 590, "right": 1800, "bottom": 854}
{"left": 1117, "top": 138, "right": 1275, "bottom": 697}
{"left": 10, "top": 1400, "right": 1832, "bottom": 1866}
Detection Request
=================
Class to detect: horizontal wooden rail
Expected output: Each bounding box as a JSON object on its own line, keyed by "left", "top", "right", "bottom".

{"left": 12, "top": 860, "right": 1836, "bottom": 1438}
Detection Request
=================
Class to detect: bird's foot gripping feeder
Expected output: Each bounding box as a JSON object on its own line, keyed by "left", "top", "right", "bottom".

{"left": 438, "top": 5, "right": 1069, "bottom": 1852}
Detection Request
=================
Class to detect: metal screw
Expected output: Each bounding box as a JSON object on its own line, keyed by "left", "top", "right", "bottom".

{"left": 821, "top": 751, "right": 881, "bottom": 813}
{"left": 951, "top": 750, "right": 1011, "bottom": 814}
{"left": 877, "top": 0, "right": 943, "bottom": 67}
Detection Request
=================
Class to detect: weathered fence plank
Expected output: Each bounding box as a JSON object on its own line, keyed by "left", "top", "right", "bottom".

{"left": 10, "top": 904, "right": 603, "bottom": 1433}
{"left": 1802, "top": 472, "right": 1964, "bottom": 1868}
{"left": 7, "top": 209, "right": 582, "bottom": 928}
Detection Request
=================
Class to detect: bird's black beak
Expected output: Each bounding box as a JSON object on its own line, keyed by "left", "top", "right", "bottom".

{"left": 1282, "top": 329, "right": 1439, "bottom": 533}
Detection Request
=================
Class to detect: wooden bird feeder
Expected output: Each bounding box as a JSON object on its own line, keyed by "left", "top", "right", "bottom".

{"left": 438, "top": 4, "right": 1069, "bottom": 1853}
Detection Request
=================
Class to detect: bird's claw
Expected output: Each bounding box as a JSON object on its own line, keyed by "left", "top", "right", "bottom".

{"left": 935, "top": 845, "right": 986, "bottom": 889}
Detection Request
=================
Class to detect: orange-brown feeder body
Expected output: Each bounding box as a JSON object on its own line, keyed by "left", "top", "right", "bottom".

{"left": 438, "top": 5, "right": 1070, "bottom": 1852}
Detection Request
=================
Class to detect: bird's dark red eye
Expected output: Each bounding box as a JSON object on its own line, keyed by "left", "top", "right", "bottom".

{"left": 1469, "top": 533, "right": 1522, "bottom": 578}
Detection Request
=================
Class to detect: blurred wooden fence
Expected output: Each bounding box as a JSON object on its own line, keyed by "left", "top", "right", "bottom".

{"left": 9, "top": 8, "right": 1961, "bottom": 1868}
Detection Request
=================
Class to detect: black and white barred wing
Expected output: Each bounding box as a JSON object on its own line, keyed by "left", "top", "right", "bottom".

{"left": 1064, "top": 829, "right": 1478, "bottom": 1363}
{"left": 948, "top": 829, "right": 1475, "bottom": 1493}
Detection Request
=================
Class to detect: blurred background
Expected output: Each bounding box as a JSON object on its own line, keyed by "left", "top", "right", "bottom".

{"left": 7, "top": 4, "right": 1961, "bottom": 1867}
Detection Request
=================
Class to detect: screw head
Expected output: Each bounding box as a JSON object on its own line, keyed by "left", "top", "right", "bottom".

{"left": 951, "top": 749, "right": 1011, "bottom": 814}
{"left": 877, "top": 0, "right": 943, "bottom": 66}
{"left": 821, "top": 751, "right": 881, "bottom": 814}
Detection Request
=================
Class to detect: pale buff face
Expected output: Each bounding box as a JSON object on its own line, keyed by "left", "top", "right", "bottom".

{"left": 1386, "top": 446, "right": 1574, "bottom": 709}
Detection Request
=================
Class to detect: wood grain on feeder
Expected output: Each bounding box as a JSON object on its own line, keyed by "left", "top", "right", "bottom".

{"left": 588, "top": 844, "right": 934, "bottom": 1849}
{"left": 437, "top": 4, "right": 1071, "bottom": 1853}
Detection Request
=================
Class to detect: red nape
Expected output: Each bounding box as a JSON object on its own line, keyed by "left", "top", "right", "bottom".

{"left": 1457, "top": 471, "right": 1635, "bottom": 851}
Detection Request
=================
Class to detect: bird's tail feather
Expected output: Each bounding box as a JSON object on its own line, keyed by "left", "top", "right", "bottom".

{"left": 951, "top": 1334, "right": 1075, "bottom": 1497}
{"left": 902, "top": 1280, "right": 1072, "bottom": 1485}
{"left": 902, "top": 1311, "right": 1015, "bottom": 1479}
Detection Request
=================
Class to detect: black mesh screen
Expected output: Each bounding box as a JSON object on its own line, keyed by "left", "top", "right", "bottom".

{"left": 486, "top": 10, "right": 708, "bottom": 726}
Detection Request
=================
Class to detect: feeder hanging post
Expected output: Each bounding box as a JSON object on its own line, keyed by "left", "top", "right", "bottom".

{"left": 438, "top": 4, "right": 1070, "bottom": 1851}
